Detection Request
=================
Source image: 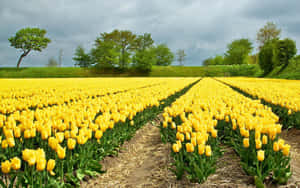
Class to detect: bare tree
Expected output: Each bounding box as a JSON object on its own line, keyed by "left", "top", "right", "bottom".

{"left": 176, "top": 49, "right": 186, "bottom": 66}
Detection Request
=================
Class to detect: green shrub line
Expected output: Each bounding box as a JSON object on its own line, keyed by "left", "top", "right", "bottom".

{"left": 215, "top": 79, "right": 300, "bottom": 130}
{"left": 0, "top": 79, "right": 199, "bottom": 187}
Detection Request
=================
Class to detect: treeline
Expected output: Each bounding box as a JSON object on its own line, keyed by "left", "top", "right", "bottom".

{"left": 73, "top": 30, "right": 175, "bottom": 72}
{"left": 203, "top": 22, "right": 299, "bottom": 75}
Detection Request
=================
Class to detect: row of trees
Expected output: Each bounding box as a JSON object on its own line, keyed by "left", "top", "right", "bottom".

{"left": 203, "top": 22, "right": 298, "bottom": 75}
{"left": 73, "top": 29, "right": 186, "bottom": 72}
{"left": 8, "top": 28, "right": 186, "bottom": 71}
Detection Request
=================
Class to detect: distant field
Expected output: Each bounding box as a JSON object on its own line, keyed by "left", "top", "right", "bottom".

{"left": 0, "top": 64, "right": 261, "bottom": 78}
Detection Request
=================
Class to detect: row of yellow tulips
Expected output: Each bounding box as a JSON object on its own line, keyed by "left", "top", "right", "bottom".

{"left": 160, "top": 78, "right": 291, "bottom": 186}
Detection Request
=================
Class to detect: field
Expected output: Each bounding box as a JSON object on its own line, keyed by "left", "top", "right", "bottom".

{"left": 0, "top": 77, "right": 299, "bottom": 188}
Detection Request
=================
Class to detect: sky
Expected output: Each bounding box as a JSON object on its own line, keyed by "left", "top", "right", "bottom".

{"left": 1, "top": 0, "right": 300, "bottom": 67}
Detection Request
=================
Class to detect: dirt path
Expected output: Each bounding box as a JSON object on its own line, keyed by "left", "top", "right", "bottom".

{"left": 281, "top": 128, "right": 300, "bottom": 186}
{"left": 81, "top": 117, "right": 300, "bottom": 188}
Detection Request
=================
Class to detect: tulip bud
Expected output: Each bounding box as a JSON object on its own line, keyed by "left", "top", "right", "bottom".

{"left": 205, "top": 145, "right": 212, "bottom": 157}
{"left": 172, "top": 143, "right": 180, "bottom": 153}
{"left": 273, "top": 142, "right": 279, "bottom": 152}
{"left": 67, "top": 138, "right": 76, "bottom": 150}
{"left": 257, "top": 150, "right": 264, "bottom": 161}
{"left": 262, "top": 135, "right": 268, "bottom": 145}
{"left": 198, "top": 144, "right": 205, "bottom": 155}
{"left": 243, "top": 138, "right": 249, "bottom": 148}
{"left": 47, "top": 159, "right": 56, "bottom": 176}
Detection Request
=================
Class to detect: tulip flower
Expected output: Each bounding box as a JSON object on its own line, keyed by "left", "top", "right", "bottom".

{"left": 257, "top": 150, "right": 264, "bottom": 161}
{"left": 11, "top": 157, "right": 21, "bottom": 170}
{"left": 1, "top": 160, "right": 11, "bottom": 174}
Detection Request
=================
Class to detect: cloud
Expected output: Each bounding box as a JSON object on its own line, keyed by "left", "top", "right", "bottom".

{"left": 0, "top": 0, "right": 300, "bottom": 67}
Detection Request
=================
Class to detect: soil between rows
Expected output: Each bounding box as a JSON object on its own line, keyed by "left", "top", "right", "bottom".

{"left": 81, "top": 115, "right": 300, "bottom": 188}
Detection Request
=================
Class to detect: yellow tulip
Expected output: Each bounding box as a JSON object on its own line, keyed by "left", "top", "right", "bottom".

{"left": 262, "top": 135, "right": 268, "bottom": 145}
{"left": 257, "top": 150, "right": 264, "bottom": 161}
{"left": 95, "top": 130, "right": 103, "bottom": 140}
{"left": 55, "top": 132, "right": 64, "bottom": 143}
{"left": 211, "top": 129, "right": 217, "bottom": 138}
{"left": 205, "top": 145, "right": 212, "bottom": 157}
{"left": 130, "top": 120, "right": 134, "bottom": 126}
{"left": 172, "top": 143, "right": 180, "bottom": 153}
{"left": 255, "top": 139, "right": 262, "bottom": 149}
{"left": 1, "top": 160, "right": 11, "bottom": 174}
{"left": 278, "top": 139, "right": 285, "bottom": 150}
{"left": 13, "top": 126, "right": 21, "bottom": 138}
{"left": 273, "top": 142, "right": 279, "bottom": 152}
{"left": 11, "top": 157, "right": 21, "bottom": 170}
{"left": 282, "top": 144, "right": 291, "bottom": 156}
{"left": 198, "top": 144, "right": 205, "bottom": 155}
{"left": 47, "top": 159, "right": 56, "bottom": 176}
{"left": 7, "top": 137, "right": 15, "bottom": 148}
{"left": 186, "top": 143, "right": 194, "bottom": 152}
{"left": 67, "top": 138, "right": 76, "bottom": 150}
{"left": 56, "top": 145, "right": 66, "bottom": 159}
{"left": 36, "top": 158, "right": 46, "bottom": 171}
{"left": 24, "top": 129, "right": 31, "bottom": 139}
{"left": 162, "top": 121, "right": 168, "bottom": 128}
{"left": 1, "top": 139, "right": 8, "bottom": 149}
{"left": 243, "top": 138, "right": 249, "bottom": 148}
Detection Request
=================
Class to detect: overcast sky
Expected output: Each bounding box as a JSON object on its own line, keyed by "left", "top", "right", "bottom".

{"left": 1, "top": 0, "right": 300, "bottom": 67}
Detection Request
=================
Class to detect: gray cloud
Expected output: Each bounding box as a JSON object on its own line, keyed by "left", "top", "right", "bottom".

{"left": 0, "top": 0, "right": 299, "bottom": 67}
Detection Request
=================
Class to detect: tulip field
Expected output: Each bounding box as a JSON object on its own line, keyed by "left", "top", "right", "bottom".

{"left": 0, "top": 77, "right": 299, "bottom": 187}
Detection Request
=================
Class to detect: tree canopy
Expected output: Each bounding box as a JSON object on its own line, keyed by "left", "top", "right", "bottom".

{"left": 224, "top": 38, "right": 253, "bottom": 65}
{"left": 73, "top": 46, "right": 92, "bottom": 68}
{"left": 257, "top": 22, "right": 281, "bottom": 49}
{"left": 8, "top": 27, "right": 51, "bottom": 68}
{"left": 153, "top": 44, "right": 174, "bottom": 66}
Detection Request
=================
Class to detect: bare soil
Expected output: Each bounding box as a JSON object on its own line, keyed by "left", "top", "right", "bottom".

{"left": 81, "top": 117, "right": 300, "bottom": 188}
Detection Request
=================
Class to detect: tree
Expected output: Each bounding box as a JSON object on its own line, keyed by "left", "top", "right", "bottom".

{"left": 258, "top": 39, "right": 277, "bottom": 75}
{"left": 153, "top": 44, "right": 174, "bottom": 66}
{"left": 8, "top": 27, "right": 51, "bottom": 68}
{"left": 213, "top": 55, "right": 224, "bottom": 65}
{"left": 47, "top": 57, "right": 58, "bottom": 67}
{"left": 257, "top": 22, "right": 281, "bottom": 49}
{"left": 202, "top": 57, "right": 214, "bottom": 66}
{"left": 224, "top": 39, "right": 253, "bottom": 65}
{"left": 274, "top": 38, "right": 297, "bottom": 71}
{"left": 58, "top": 49, "right": 63, "bottom": 67}
{"left": 136, "top": 33, "right": 154, "bottom": 51}
{"left": 176, "top": 49, "right": 186, "bottom": 66}
{"left": 100, "top": 29, "right": 137, "bottom": 69}
{"left": 132, "top": 48, "right": 156, "bottom": 72}
{"left": 73, "top": 46, "right": 92, "bottom": 68}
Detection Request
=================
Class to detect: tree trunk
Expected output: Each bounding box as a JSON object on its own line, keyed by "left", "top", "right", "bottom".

{"left": 16, "top": 50, "right": 30, "bottom": 69}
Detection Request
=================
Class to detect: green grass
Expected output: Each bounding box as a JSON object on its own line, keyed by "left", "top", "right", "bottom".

{"left": 266, "top": 60, "right": 300, "bottom": 80}
{"left": 0, "top": 64, "right": 261, "bottom": 78}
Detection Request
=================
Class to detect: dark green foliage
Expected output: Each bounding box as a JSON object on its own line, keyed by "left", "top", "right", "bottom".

{"left": 224, "top": 38, "right": 253, "bottom": 65}
{"left": 258, "top": 39, "right": 277, "bottom": 75}
{"left": 273, "top": 38, "right": 297, "bottom": 72}
{"left": 132, "top": 48, "right": 156, "bottom": 73}
{"left": 73, "top": 46, "right": 92, "bottom": 68}
{"left": 153, "top": 44, "right": 174, "bottom": 66}
{"left": 8, "top": 27, "right": 51, "bottom": 68}
{"left": 203, "top": 55, "right": 224, "bottom": 66}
